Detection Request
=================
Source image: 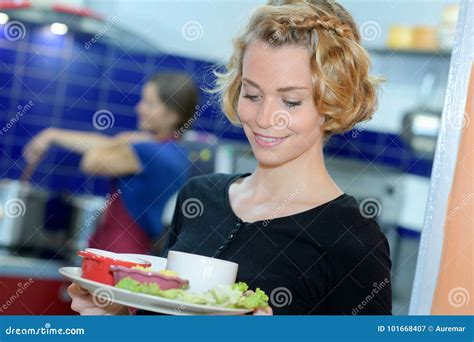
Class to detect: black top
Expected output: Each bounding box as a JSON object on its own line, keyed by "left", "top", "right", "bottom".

{"left": 145, "top": 173, "right": 392, "bottom": 315}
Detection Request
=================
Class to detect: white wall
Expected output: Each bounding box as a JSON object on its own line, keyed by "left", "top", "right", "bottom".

{"left": 85, "top": 0, "right": 264, "bottom": 62}
{"left": 83, "top": 0, "right": 458, "bottom": 61}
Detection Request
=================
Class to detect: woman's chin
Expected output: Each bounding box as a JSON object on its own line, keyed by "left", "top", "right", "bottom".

{"left": 252, "top": 150, "right": 290, "bottom": 168}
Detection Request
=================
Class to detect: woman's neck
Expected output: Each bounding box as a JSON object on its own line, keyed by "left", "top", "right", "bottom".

{"left": 153, "top": 129, "right": 176, "bottom": 141}
{"left": 246, "top": 143, "right": 342, "bottom": 203}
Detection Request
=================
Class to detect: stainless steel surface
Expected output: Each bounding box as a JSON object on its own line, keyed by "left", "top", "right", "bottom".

{"left": 401, "top": 71, "right": 443, "bottom": 156}
{"left": 67, "top": 195, "right": 106, "bottom": 252}
{"left": 0, "top": 179, "right": 48, "bottom": 248}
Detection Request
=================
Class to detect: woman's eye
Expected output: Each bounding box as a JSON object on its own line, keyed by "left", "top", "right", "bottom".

{"left": 243, "top": 94, "right": 260, "bottom": 102}
{"left": 283, "top": 100, "right": 302, "bottom": 108}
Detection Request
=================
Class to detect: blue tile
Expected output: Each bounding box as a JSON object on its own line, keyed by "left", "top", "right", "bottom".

{"left": 357, "top": 129, "right": 379, "bottom": 144}
{"left": 106, "top": 88, "right": 139, "bottom": 106}
{"left": 13, "top": 121, "right": 50, "bottom": 139}
{"left": 0, "top": 47, "right": 17, "bottom": 65}
{"left": 24, "top": 52, "right": 63, "bottom": 72}
{"left": 65, "top": 83, "right": 100, "bottom": 103}
{"left": 20, "top": 101, "right": 55, "bottom": 120}
{"left": 110, "top": 67, "right": 145, "bottom": 84}
{"left": 154, "top": 55, "right": 189, "bottom": 71}
{"left": 114, "top": 48, "right": 148, "bottom": 65}
{"left": 0, "top": 94, "right": 11, "bottom": 111}
{"left": 27, "top": 25, "right": 67, "bottom": 49}
{"left": 65, "top": 58, "right": 103, "bottom": 78}
{"left": 0, "top": 69, "right": 14, "bottom": 90}
{"left": 21, "top": 75, "right": 58, "bottom": 97}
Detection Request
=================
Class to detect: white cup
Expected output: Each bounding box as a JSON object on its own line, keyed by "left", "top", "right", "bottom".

{"left": 165, "top": 251, "right": 238, "bottom": 293}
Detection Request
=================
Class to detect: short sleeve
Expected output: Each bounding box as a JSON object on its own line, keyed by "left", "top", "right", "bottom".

{"left": 129, "top": 141, "right": 165, "bottom": 174}
{"left": 324, "top": 220, "right": 392, "bottom": 315}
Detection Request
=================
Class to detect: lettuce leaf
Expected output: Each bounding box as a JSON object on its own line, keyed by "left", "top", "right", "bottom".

{"left": 115, "top": 277, "right": 269, "bottom": 310}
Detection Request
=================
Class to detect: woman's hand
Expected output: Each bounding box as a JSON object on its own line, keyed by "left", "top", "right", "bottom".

{"left": 253, "top": 306, "right": 273, "bottom": 315}
{"left": 67, "top": 283, "right": 130, "bottom": 316}
{"left": 22, "top": 128, "right": 57, "bottom": 165}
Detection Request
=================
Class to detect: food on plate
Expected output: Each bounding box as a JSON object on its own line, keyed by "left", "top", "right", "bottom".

{"left": 78, "top": 249, "right": 151, "bottom": 286}
{"left": 110, "top": 265, "right": 189, "bottom": 291}
{"left": 115, "top": 277, "right": 269, "bottom": 310}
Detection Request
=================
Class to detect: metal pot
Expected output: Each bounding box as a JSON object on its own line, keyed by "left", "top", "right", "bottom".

{"left": 66, "top": 195, "right": 106, "bottom": 253}
{"left": 0, "top": 179, "right": 49, "bottom": 248}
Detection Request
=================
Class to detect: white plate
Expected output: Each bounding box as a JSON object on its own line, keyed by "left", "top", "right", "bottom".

{"left": 59, "top": 267, "right": 251, "bottom": 316}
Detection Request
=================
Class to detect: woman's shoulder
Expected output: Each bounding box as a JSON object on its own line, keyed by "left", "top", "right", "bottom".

{"left": 304, "top": 194, "right": 388, "bottom": 253}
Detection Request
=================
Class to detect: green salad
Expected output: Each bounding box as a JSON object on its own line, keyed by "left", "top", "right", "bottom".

{"left": 115, "top": 278, "right": 269, "bottom": 310}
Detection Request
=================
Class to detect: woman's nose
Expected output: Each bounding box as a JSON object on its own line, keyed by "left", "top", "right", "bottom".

{"left": 255, "top": 99, "right": 277, "bottom": 129}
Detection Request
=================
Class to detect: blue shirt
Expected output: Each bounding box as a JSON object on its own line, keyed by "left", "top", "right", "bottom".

{"left": 113, "top": 140, "right": 190, "bottom": 239}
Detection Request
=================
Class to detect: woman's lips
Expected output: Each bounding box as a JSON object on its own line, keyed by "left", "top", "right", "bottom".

{"left": 254, "top": 132, "right": 289, "bottom": 148}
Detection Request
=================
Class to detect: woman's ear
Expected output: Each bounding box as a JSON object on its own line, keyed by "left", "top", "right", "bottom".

{"left": 166, "top": 110, "right": 182, "bottom": 130}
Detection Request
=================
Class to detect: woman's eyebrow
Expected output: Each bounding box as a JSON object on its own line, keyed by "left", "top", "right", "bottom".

{"left": 242, "top": 77, "right": 308, "bottom": 92}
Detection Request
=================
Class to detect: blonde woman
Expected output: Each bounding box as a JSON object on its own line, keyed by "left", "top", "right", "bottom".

{"left": 68, "top": 0, "right": 391, "bottom": 315}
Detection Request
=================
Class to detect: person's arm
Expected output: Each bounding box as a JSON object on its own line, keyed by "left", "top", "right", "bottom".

{"left": 23, "top": 128, "right": 153, "bottom": 176}
{"left": 80, "top": 132, "right": 156, "bottom": 177}
{"left": 23, "top": 128, "right": 112, "bottom": 165}
{"left": 80, "top": 139, "right": 141, "bottom": 177}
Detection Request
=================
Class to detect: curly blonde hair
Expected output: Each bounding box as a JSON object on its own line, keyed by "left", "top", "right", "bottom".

{"left": 210, "top": 0, "right": 381, "bottom": 138}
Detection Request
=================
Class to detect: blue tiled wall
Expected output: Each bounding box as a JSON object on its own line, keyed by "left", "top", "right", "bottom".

{"left": 0, "top": 21, "right": 433, "bottom": 196}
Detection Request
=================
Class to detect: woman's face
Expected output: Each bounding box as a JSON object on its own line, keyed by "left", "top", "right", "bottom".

{"left": 237, "top": 39, "right": 325, "bottom": 167}
{"left": 135, "top": 82, "right": 177, "bottom": 133}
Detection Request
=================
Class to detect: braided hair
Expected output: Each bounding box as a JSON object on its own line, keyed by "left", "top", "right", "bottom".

{"left": 210, "top": 0, "right": 381, "bottom": 137}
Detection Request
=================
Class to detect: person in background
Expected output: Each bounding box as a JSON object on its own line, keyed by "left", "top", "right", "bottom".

{"left": 23, "top": 72, "right": 199, "bottom": 254}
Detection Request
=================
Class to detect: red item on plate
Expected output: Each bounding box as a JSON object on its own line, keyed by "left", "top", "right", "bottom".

{"left": 110, "top": 265, "right": 189, "bottom": 290}
{"left": 77, "top": 249, "right": 150, "bottom": 286}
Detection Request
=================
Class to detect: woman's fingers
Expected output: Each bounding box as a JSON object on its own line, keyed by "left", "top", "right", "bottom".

{"left": 253, "top": 306, "right": 273, "bottom": 315}
{"left": 67, "top": 283, "right": 90, "bottom": 300}
{"left": 67, "top": 283, "right": 129, "bottom": 316}
{"left": 68, "top": 284, "right": 98, "bottom": 314}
